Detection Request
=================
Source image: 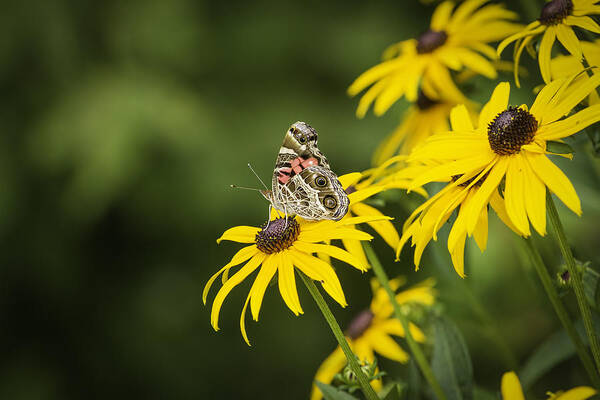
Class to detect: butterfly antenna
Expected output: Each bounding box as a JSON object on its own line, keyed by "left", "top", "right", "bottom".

{"left": 230, "top": 184, "right": 262, "bottom": 192}
{"left": 247, "top": 163, "right": 269, "bottom": 190}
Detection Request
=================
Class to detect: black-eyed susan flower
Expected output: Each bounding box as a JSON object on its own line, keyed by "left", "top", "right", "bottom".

{"left": 204, "top": 212, "right": 391, "bottom": 345}
{"left": 497, "top": 0, "right": 600, "bottom": 85}
{"left": 406, "top": 76, "right": 600, "bottom": 241}
{"left": 500, "top": 371, "right": 596, "bottom": 400}
{"left": 310, "top": 277, "right": 435, "bottom": 400}
{"left": 348, "top": 0, "right": 522, "bottom": 117}
{"left": 372, "top": 91, "right": 460, "bottom": 164}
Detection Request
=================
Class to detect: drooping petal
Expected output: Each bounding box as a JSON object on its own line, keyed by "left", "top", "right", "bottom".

{"left": 514, "top": 35, "right": 534, "bottom": 87}
{"left": 249, "top": 254, "right": 278, "bottom": 321}
{"left": 203, "top": 245, "right": 259, "bottom": 304}
{"left": 522, "top": 156, "right": 547, "bottom": 235}
{"left": 277, "top": 252, "right": 303, "bottom": 315}
{"left": 210, "top": 253, "right": 266, "bottom": 330}
{"left": 342, "top": 238, "right": 369, "bottom": 268}
{"left": 290, "top": 249, "right": 347, "bottom": 307}
{"left": 473, "top": 199, "right": 489, "bottom": 251}
{"left": 539, "top": 27, "right": 557, "bottom": 83}
{"left": 352, "top": 202, "right": 400, "bottom": 249}
{"left": 365, "top": 331, "right": 409, "bottom": 363}
{"left": 500, "top": 372, "right": 525, "bottom": 400}
{"left": 496, "top": 22, "right": 543, "bottom": 56}
{"left": 526, "top": 153, "right": 581, "bottom": 215}
{"left": 504, "top": 156, "right": 532, "bottom": 236}
{"left": 240, "top": 291, "right": 253, "bottom": 345}
{"left": 489, "top": 189, "right": 524, "bottom": 236}
{"left": 565, "top": 15, "right": 600, "bottom": 33}
{"left": 465, "top": 156, "right": 508, "bottom": 234}
{"left": 555, "top": 24, "right": 582, "bottom": 60}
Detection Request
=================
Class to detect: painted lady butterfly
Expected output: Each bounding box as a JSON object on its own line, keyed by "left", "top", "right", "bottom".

{"left": 260, "top": 122, "right": 349, "bottom": 221}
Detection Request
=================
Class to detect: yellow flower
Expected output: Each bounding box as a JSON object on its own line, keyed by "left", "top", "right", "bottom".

{"left": 407, "top": 77, "right": 600, "bottom": 239}
{"left": 372, "top": 91, "right": 457, "bottom": 164}
{"left": 497, "top": 0, "right": 600, "bottom": 85}
{"left": 310, "top": 277, "right": 435, "bottom": 400}
{"left": 500, "top": 371, "right": 596, "bottom": 400}
{"left": 348, "top": 0, "right": 522, "bottom": 117}
{"left": 204, "top": 199, "right": 392, "bottom": 345}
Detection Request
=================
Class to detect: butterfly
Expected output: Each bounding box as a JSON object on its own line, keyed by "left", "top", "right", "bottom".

{"left": 260, "top": 122, "right": 349, "bottom": 221}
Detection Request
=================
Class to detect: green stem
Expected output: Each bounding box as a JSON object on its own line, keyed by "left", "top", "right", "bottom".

{"left": 363, "top": 242, "right": 447, "bottom": 400}
{"left": 546, "top": 193, "right": 600, "bottom": 376}
{"left": 522, "top": 236, "right": 600, "bottom": 388}
{"left": 299, "top": 272, "right": 380, "bottom": 400}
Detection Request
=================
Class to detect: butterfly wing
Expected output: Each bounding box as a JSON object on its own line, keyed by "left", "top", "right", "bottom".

{"left": 267, "top": 122, "right": 349, "bottom": 221}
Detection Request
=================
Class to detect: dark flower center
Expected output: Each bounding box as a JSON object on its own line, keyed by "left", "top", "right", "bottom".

{"left": 345, "top": 309, "right": 374, "bottom": 340}
{"left": 255, "top": 218, "right": 300, "bottom": 254}
{"left": 416, "top": 90, "right": 438, "bottom": 110}
{"left": 487, "top": 107, "right": 538, "bottom": 155}
{"left": 416, "top": 29, "right": 448, "bottom": 54}
{"left": 539, "top": 0, "right": 573, "bottom": 25}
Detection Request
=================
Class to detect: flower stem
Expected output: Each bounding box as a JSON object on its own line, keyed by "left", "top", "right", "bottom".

{"left": 522, "top": 236, "right": 600, "bottom": 388}
{"left": 299, "top": 272, "right": 380, "bottom": 400}
{"left": 363, "top": 242, "right": 447, "bottom": 400}
{"left": 546, "top": 192, "right": 600, "bottom": 376}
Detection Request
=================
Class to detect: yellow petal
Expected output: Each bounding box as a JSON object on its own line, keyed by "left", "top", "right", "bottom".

{"left": 292, "top": 240, "right": 368, "bottom": 271}
{"left": 289, "top": 249, "right": 347, "bottom": 306}
{"left": 473, "top": 199, "right": 489, "bottom": 251}
{"left": 489, "top": 189, "right": 524, "bottom": 236}
{"left": 553, "top": 386, "right": 597, "bottom": 400}
{"left": 536, "top": 104, "right": 600, "bottom": 141}
{"left": 216, "top": 225, "right": 260, "bottom": 244}
{"left": 352, "top": 203, "right": 400, "bottom": 249}
{"left": 338, "top": 172, "right": 362, "bottom": 189}
{"left": 431, "top": 1, "right": 455, "bottom": 31}
{"left": 504, "top": 156, "right": 532, "bottom": 236}
{"left": 465, "top": 157, "right": 508, "bottom": 234}
{"left": 210, "top": 253, "right": 265, "bottom": 331}
{"left": 525, "top": 153, "right": 581, "bottom": 216}
{"left": 539, "top": 27, "right": 557, "bottom": 83}
{"left": 348, "top": 185, "right": 386, "bottom": 205}
{"left": 497, "top": 22, "right": 543, "bottom": 56}
{"left": 277, "top": 252, "right": 303, "bottom": 315}
{"left": 249, "top": 254, "right": 278, "bottom": 321}
{"left": 240, "top": 291, "right": 252, "bottom": 346}
{"left": 298, "top": 227, "right": 373, "bottom": 243}
{"left": 341, "top": 238, "right": 369, "bottom": 268}
{"left": 501, "top": 371, "right": 525, "bottom": 400}
{"left": 203, "top": 245, "right": 259, "bottom": 304}
{"left": 366, "top": 330, "right": 409, "bottom": 363}
{"left": 348, "top": 59, "right": 403, "bottom": 96}
{"left": 479, "top": 82, "right": 511, "bottom": 128}
{"left": 455, "top": 48, "right": 497, "bottom": 78}
{"left": 530, "top": 78, "right": 566, "bottom": 120}
{"left": 450, "top": 104, "right": 474, "bottom": 131}
{"left": 555, "top": 24, "right": 582, "bottom": 61}
{"left": 514, "top": 35, "right": 534, "bottom": 87}
{"left": 522, "top": 156, "right": 547, "bottom": 235}
{"left": 565, "top": 15, "right": 600, "bottom": 34}
{"left": 543, "top": 73, "right": 600, "bottom": 124}
{"left": 449, "top": 229, "right": 467, "bottom": 278}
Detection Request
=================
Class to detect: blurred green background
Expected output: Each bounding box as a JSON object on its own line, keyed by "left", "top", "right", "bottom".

{"left": 2, "top": 0, "right": 600, "bottom": 399}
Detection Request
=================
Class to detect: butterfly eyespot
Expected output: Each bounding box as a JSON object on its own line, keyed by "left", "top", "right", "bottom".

{"left": 315, "top": 176, "right": 327, "bottom": 187}
{"left": 323, "top": 195, "right": 337, "bottom": 209}
{"left": 298, "top": 136, "right": 307, "bottom": 144}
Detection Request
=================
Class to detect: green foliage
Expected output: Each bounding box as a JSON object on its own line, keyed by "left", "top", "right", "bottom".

{"left": 315, "top": 381, "right": 360, "bottom": 400}
{"left": 431, "top": 316, "right": 474, "bottom": 400}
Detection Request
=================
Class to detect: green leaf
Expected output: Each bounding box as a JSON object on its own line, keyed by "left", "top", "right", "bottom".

{"left": 582, "top": 263, "right": 600, "bottom": 310}
{"left": 431, "top": 316, "right": 474, "bottom": 400}
{"left": 314, "top": 381, "right": 360, "bottom": 400}
{"left": 546, "top": 140, "right": 574, "bottom": 155}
